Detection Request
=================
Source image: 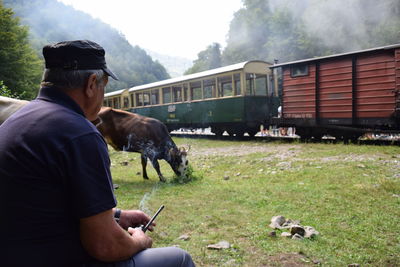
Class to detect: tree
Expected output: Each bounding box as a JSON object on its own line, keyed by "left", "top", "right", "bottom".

{"left": 184, "top": 43, "right": 222, "bottom": 75}
{"left": 222, "top": 0, "right": 400, "bottom": 65}
{"left": 0, "top": 1, "right": 42, "bottom": 99}
{"left": 0, "top": 80, "right": 18, "bottom": 98}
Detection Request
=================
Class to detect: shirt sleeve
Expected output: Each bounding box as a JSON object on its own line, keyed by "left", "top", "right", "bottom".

{"left": 62, "top": 132, "right": 117, "bottom": 218}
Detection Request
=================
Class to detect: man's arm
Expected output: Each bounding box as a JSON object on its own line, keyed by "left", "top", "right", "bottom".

{"left": 80, "top": 209, "right": 152, "bottom": 262}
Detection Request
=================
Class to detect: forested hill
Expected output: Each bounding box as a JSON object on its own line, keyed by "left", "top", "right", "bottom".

{"left": 3, "top": 0, "right": 170, "bottom": 92}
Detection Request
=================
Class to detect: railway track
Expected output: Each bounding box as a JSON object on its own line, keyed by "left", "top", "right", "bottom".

{"left": 170, "top": 130, "right": 400, "bottom": 145}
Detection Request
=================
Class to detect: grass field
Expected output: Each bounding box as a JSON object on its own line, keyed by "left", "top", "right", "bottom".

{"left": 110, "top": 138, "right": 400, "bottom": 266}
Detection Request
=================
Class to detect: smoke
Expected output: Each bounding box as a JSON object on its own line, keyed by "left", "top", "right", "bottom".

{"left": 269, "top": 0, "right": 397, "bottom": 53}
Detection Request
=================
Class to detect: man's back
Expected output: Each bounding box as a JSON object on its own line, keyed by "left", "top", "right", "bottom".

{"left": 0, "top": 88, "right": 115, "bottom": 266}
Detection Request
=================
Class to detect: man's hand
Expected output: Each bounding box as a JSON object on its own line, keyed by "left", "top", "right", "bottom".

{"left": 80, "top": 209, "right": 152, "bottom": 262}
{"left": 118, "top": 209, "right": 156, "bottom": 231}
{"left": 128, "top": 227, "right": 153, "bottom": 249}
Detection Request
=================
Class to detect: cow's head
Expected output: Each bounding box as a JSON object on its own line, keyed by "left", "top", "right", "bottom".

{"left": 169, "top": 146, "right": 190, "bottom": 177}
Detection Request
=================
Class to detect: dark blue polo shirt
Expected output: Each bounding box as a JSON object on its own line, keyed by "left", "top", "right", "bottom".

{"left": 0, "top": 87, "right": 117, "bottom": 266}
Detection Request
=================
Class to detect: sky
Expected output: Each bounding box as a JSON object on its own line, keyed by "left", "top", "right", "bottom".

{"left": 57, "top": 0, "right": 243, "bottom": 60}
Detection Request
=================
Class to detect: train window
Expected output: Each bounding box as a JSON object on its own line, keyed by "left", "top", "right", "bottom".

{"left": 130, "top": 94, "right": 135, "bottom": 107}
{"left": 143, "top": 92, "right": 150, "bottom": 106}
{"left": 291, "top": 64, "right": 308, "bottom": 77}
{"left": 203, "top": 79, "right": 215, "bottom": 99}
{"left": 113, "top": 97, "right": 120, "bottom": 109}
{"left": 107, "top": 99, "right": 112, "bottom": 107}
{"left": 234, "top": 73, "right": 241, "bottom": 95}
{"left": 173, "top": 86, "right": 182, "bottom": 102}
{"left": 151, "top": 89, "right": 159, "bottom": 105}
{"left": 245, "top": 73, "right": 255, "bottom": 95}
{"left": 218, "top": 75, "right": 233, "bottom": 97}
{"left": 136, "top": 93, "right": 143, "bottom": 106}
{"left": 254, "top": 75, "right": 267, "bottom": 96}
{"left": 190, "top": 81, "right": 202, "bottom": 100}
{"left": 123, "top": 97, "right": 129, "bottom": 108}
{"left": 183, "top": 84, "right": 189, "bottom": 101}
{"left": 103, "top": 100, "right": 107, "bottom": 106}
{"left": 163, "top": 87, "right": 171, "bottom": 104}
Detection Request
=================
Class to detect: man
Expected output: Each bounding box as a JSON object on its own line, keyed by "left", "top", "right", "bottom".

{"left": 0, "top": 40, "right": 195, "bottom": 267}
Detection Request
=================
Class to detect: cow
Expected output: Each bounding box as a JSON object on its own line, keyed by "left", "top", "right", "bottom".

{"left": 0, "top": 96, "right": 29, "bottom": 125}
{"left": 94, "top": 107, "right": 189, "bottom": 182}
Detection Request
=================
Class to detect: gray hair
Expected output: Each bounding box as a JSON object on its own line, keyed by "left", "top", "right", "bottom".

{"left": 41, "top": 69, "right": 106, "bottom": 89}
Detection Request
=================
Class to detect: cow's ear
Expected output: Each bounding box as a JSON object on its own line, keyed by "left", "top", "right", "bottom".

{"left": 169, "top": 148, "right": 175, "bottom": 156}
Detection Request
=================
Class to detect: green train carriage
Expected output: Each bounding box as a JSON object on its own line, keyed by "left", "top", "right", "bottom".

{"left": 103, "top": 61, "right": 280, "bottom": 136}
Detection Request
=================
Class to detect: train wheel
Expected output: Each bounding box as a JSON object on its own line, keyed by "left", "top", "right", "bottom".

{"left": 296, "top": 127, "right": 312, "bottom": 141}
{"left": 235, "top": 130, "right": 245, "bottom": 137}
{"left": 247, "top": 130, "right": 258, "bottom": 137}
{"left": 212, "top": 128, "right": 224, "bottom": 137}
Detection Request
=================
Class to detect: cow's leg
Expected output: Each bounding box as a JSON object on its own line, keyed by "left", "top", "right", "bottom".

{"left": 141, "top": 154, "right": 149, "bottom": 179}
{"left": 150, "top": 158, "right": 166, "bottom": 182}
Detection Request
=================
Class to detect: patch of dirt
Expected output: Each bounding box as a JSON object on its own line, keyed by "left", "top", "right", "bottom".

{"left": 194, "top": 144, "right": 301, "bottom": 160}
{"left": 265, "top": 253, "right": 317, "bottom": 266}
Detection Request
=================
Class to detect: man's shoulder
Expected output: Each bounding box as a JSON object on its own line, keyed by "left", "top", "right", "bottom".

{"left": 9, "top": 99, "right": 99, "bottom": 140}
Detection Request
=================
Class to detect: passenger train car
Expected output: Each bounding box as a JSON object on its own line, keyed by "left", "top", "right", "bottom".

{"left": 103, "top": 44, "right": 400, "bottom": 140}
{"left": 272, "top": 44, "right": 400, "bottom": 140}
{"left": 103, "top": 61, "right": 280, "bottom": 136}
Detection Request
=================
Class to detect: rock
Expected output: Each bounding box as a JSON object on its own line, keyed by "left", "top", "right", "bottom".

{"left": 235, "top": 172, "right": 241, "bottom": 176}
{"left": 223, "top": 175, "right": 230, "bottom": 180}
{"left": 269, "top": 215, "right": 286, "bottom": 229}
{"left": 178, "top": 234, "right": 190, "bottom": 241}
{"left": 113, "top": 184, "right": 119, "bottom": 189}
{"left": 304, "top": 226, "right": 320, "bottom": 238}
{"left": 207, "top": 241, "right": 231, "bottom": 250}
{"left": 121, "top": 161, "right": 128, "bottom": 166}
{"left": 291, "top": 233, "right": 304, "bottom": 240}
{"left": 281, "top": 232, "right": 292, "bottom": 237}
{"left": 348, "top": 264, "right": 360, "bottom": 267}
{"left": 136, "top": 171, "right": 141, "bottom": 175}
{"left": 159, "top": 231, "right": 168, "bottom": 238}
{"left": 290, "top": 225, "right": 305, "bottom": 236}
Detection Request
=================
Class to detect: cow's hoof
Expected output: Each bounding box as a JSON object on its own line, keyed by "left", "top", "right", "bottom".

{"left": 159, "top": 177, "right": 166, "bottom": 183}
{"left": 143, "top": 176, "right": 149, "bottom": 180}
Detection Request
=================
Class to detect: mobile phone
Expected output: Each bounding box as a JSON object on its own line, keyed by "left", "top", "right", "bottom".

{"left": 141, "top": 205, "right": 164, "bottom": 232}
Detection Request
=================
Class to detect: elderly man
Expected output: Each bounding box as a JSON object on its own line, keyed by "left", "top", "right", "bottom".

{"left": 0, "top": 40, "right": 195, "bottom": 267}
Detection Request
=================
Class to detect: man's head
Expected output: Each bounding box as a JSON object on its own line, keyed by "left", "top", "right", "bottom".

{"left": 41, "top": 40, "right": 118, "bottom": 120}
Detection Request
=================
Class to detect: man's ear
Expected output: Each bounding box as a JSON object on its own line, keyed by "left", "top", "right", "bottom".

{"left": 84, "top": 73, "right": 98, "bottom": 98}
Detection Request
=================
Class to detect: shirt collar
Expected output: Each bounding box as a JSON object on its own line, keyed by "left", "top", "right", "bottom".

{"left": 37, "top": 86, "right": 86, "bottom": 117}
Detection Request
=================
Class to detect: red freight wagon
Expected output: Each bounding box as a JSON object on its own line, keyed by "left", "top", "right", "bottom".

{"left": 271, "top": 44, "right": 400, "bottom": 140}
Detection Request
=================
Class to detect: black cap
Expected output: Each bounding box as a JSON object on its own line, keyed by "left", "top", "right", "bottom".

{"left": 43, "top": 40, "right": 118, "bottom": 80}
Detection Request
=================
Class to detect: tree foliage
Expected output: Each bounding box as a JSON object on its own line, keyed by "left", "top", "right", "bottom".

{"left": 3, "top": 0, "right": 170, "bottom": 93}
{"left": 0, "top": 1, "right": 42, "bottom": 99}
{"left": 186, "top": 0, "right": 400, "bottom": 72}
{"left": 184, "top": 43, "right": 222, "bottom": 75}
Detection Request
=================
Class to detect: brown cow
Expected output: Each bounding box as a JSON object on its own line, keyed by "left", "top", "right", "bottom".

{"left": 0, "top": 96, "right": 29, "bottom": 125}
{"left": 94, "top": 107, "right": 189, "bottom": 182}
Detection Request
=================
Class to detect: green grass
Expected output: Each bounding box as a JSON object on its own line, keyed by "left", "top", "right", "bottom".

{"left": 110, "top": 139, "right": 400, "bottom": 266}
